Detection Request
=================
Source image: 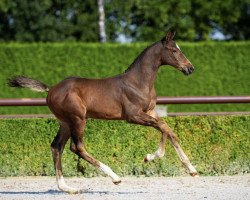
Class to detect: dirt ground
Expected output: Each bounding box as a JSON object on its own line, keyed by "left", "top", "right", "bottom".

{"left": 0, "top": 175, "right": 249, "bottom": 200}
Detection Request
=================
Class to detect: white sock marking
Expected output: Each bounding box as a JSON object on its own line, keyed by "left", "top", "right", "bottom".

{"left": 99, "top": 162, "right": 121, "bottom": 183}
{"left": 146, "top": 148, "right": 165, "bottom": 162}
{"left": 57, "top": 176, "right": 81, "bottom": 194}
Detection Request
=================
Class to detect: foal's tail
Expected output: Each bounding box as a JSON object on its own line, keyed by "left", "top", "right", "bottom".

{"left": 7, "top": 76, "right": 49, "bottom": 92}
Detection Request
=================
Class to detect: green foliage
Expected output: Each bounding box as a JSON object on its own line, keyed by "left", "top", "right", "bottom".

{"left": 0, "top": 42, "right": 249, "bottom": 114}
{"left": 0, "top": 0, "right": 98, "bottom": 42}
{"left": 0, "top": 116, "right": 249, "bottom": 177}
{"left": 0, "top": 0, "right": 249, "bottom": 42}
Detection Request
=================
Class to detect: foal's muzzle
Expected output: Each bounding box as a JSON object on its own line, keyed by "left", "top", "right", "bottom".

{"left": 182, "top": 66, "right": 195, "bottom": 76}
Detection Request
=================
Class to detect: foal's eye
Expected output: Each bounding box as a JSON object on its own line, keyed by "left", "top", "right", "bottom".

{"left": 173, "top": 49, "right": 177, "bottom": 53}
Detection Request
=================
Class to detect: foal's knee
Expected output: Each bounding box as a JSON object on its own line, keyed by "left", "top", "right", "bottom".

{"left": 167, "top": 132, "right": 180, "bottom": 144}
{"left": 51, "top": 141, "right": 59, "bottom": 152}
{"left": 51, "top": 143, "right": 61, "bottom": 158}
{"left": 70, "top": 141, "right": 85, "bottom": 154}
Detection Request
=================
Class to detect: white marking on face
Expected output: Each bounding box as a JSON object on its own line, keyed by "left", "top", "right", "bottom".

{"left": 176, "top": 43, "right": 181, "bottom": 50}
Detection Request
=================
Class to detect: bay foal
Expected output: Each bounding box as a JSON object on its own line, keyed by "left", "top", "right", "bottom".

{"left": 8, "top": 31, "right": 198, "bottom": 194}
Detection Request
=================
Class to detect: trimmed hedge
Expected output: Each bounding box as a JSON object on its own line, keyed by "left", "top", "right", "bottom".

{"left": 0, "top": 116, "right": 249, "bottom": 177}
{"left": 0, "top": 42, "right": 249, "bottom": 114}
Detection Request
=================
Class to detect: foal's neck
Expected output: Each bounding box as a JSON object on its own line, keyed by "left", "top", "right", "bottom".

{"left": 124, "top": 41, "right": 163, "bottom": 90}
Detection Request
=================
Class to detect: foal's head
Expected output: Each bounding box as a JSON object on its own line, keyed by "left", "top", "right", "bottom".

{"left": 161, "top": 31, "right": 194, "bottom": 75}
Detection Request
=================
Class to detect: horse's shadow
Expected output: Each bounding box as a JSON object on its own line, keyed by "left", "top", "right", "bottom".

{"left": 0, "top": 189, "right": 149, "bottom": 195}
{"left": 0, "top": 190, "right": 60, "bottom": 195}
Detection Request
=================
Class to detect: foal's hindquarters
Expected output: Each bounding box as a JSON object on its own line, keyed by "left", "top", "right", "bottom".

{"left": 48, "top": 78, "right": 124, "bottom": 194}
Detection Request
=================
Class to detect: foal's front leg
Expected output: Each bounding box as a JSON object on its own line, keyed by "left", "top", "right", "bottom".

{"left": 143, "top": 110, "right": 166, "bottom": 162}
{"left": 127, "top": 109, "right": 198, "bottom": 176}
{"left": 157, "top": 122, "right": 198, "bottom": 176}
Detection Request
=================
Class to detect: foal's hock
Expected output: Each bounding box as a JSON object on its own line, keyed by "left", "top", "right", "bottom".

{"left": 8, "top": 31, "right": 198, "bottom": 194}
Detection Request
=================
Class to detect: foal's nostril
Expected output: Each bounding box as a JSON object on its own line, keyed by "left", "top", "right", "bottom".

{"left": 189, "top": 67, "right": 195, "bottom": 73}
{"left": 182, "top": 66, "right": 194, "bottom": 75}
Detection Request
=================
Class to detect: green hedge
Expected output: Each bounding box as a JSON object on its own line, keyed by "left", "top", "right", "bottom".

{"left": 0, "top": 116, "right": 249, "bottom": 177}
{"left": 0, "top": 42, "right": 249, "bottom": 114}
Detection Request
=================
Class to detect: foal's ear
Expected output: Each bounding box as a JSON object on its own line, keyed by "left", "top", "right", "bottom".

{"left": 165, "top": 30, "right": 176, "bottom": 42}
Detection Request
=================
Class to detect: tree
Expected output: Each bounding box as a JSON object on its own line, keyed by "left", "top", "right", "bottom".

{"left": 97, "top": 0, "right": 107, "bottom": 42}
{"left": 189, "top": 0, "right": 249, "bottom": 40}
{"left": 0, "top": 0, "right": 99, "bottom": 42}
{"left": 105, "top": 0, "right": 250, "bottom": 41}
{"left": 220, "top": 2, "right": 250, "bottom": 40}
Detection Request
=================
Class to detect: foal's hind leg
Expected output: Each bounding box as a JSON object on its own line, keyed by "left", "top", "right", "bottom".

{"left": 70, "top": 116, "right": 121, "bottom": 184}
{"left": 51, "top": 123, "right": 81, "bottom": 194}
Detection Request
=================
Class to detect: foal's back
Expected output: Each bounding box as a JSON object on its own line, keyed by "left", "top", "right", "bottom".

{"left": 47, "top": 76, "right": 126, "bottom": 121}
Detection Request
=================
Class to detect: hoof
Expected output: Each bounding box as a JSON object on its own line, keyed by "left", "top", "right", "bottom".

{"left": 144, "top": 154, "right": 153, "bottom": 163}
{"left": 58, "top": 183, "right": 86, "bottom": 194}
{"left": 113, "top": 180, "right": 122, "bottom": 185}
{"left": 190, "top": 172, "right": 199, "bottom": 177}
{"left": 57, "top": 176, "right": 86, "bottom": 194}
{"left": 144, "top": 156, "right": 149, "bottom": 163}
{"left": 68, "top": 189, "right": 86, "bottom": 194}
{"left": 59, "top": 187, "right": 85, "bottom": 194}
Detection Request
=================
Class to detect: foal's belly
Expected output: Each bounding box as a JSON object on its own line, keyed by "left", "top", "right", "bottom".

{"left": 86, "top": 110, "right": 123, "bottom": 120}
{"left": 84, "top": 95, "right": 124, "bottom": 120}
{"left": 86, "top": 104, "right": 123, "bottom": 120}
